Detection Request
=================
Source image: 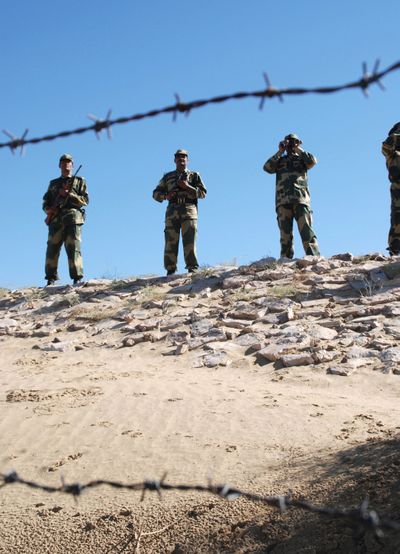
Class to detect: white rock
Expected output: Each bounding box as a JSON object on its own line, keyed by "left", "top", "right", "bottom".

{"left": 281, "top": 353, "right": 314, "bottom": 367}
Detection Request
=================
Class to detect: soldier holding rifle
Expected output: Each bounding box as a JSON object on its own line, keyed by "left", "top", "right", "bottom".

{"left": 42, "top": 153, "right": 89, "bottom": 286}
{"left": 153, "top": 149, "right": 206, "bottom": 275}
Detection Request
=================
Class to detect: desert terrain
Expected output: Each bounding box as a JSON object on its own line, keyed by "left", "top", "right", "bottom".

{"left": 0, "top": 253, "right": 399, "bottom": 553}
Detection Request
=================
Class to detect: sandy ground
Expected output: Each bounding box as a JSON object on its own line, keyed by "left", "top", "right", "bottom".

{"left": 0, "top": 325, "right": 400, "bottom": 553}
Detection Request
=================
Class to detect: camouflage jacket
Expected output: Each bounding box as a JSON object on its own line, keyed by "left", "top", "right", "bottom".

{"left": 43, "top": 176, "right": 89, "bottom": 225}
{"left": 382, "top": 132, "right": 400, "bottom": 185}
{"left": 153, "top": 170, "right": 207, "bottom": 206}
{"left": 263, "top": 150, "right": 317, "bottom": 207}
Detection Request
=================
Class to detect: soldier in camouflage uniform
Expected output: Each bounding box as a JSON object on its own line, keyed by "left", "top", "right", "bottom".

{"left": 382, "top": 122, "right": 400, "bottom": 256}
{"left": 153, "top": 149, "right": 207, "bottom": 275}
{"left": 263, "top": 133, "right": 320, "bottom": 259}
{"left": 43, "top": 154, "right": 89, "bottom": 286}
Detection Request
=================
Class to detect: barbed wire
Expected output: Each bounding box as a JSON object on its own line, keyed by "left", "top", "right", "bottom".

{"left": 1, "top": 470, "right": 399, "bottom": 538}
{"left": 1, "top": 59, "right": 399, "bottom": 155}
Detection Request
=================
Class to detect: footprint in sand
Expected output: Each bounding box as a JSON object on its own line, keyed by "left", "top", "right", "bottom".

{"left": 47, "top": 452, "right": 83, "bottom": 472}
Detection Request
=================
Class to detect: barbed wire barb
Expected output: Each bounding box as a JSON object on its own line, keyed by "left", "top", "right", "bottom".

{"left": 2, "top": 128, "right": 29, "bottom": 155}
{"left": 87, "top": 109, "right": 113, "bottom": 140}
{"left": 0, "top": 59, "right": 399, "bottom": 154}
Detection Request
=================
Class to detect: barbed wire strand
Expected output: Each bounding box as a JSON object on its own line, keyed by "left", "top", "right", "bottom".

{"left": 1, "top": 470, "right": 399, "bottom": 538}
{"left": 1, "top": 59, "right": 399, "bottom": 154}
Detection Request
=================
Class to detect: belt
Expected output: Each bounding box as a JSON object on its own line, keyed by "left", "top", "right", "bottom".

{"left": 168, "top": 200, "right": 197, "bottom": 206}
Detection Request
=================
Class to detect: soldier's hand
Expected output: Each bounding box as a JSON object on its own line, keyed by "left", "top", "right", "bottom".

{"left": 278, "top": 140, "right": 286, "bottom": 153}
{"left": 178, "top": 179, "right": 188, "bottom": 189}
{"left": 166, "top": 191, "right": 177, "bottom": 201}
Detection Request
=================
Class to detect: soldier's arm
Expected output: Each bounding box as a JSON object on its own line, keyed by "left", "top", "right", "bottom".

{"left": 186, "top": 172, "right": 206, "bottom": 199}
{"left": 67, "top": 178, "right": 89, "bottom": 208}
{"left": 263, "top": 153, "right": 281, "bottom": 174}
{"left": 42, "top": 183, "right": 53, "bottom": 213}
{"left": 152, "top": 176, "right": 168, "bottom": 202}
{"left": 382, "top": 136, "right": 397, "bottom": 161}
{"left": 300, "top": 150, "right": 317, "bottom": 169}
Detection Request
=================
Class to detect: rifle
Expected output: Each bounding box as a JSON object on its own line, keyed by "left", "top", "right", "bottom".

{"left": 166, "top": 170, "right": 191, "bottom": 203}
{"left": 45, "top": 164, "right": 82, "bottom": 225}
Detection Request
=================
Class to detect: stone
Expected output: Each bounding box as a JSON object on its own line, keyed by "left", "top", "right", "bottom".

{"left": 345, "top": 346, "right": 379, "bottom": 360}
{"left": 190, "top": 319, "right": 214, "bottom": 336}
{"left": 234, "top": 333, "right": 265, "bottom": 347}
{"left": 188, "top": 328, "right": 227, "bottom": 350}
{"left": 174, "top": 344, "right": 189, "bottom": 355}
{"left": 222, "top": 276, "right": 251, "bottom": 289}
{"left": 226, "top": 304, "right": 265, "bottom": 320}
{"left": 122, "top": 333, "right": 156, "bottom": 347}
{"left": 258, "top": 343, "right": 299, "bottom": 362}
{"left": 331, "top": 252, "right": 353, "bottom": 261}
{"left": 380, "top": 347, "right": 400, "bottom": 364}
{"left": 327, "top": 366, "right": 352, "bottom": 376}
{"left": 202, "top": 351, "right": 231, "bottom": 367}
{"left": 313, "top": 349, "right": 337, "bottom": 363}
{"left": 296, "top": 256, "right": 324, "bottom": 268}
{"left": 38, "top": 341, "right": 75, "bottom": 352}
{"left": 281, "top": 353, "right": 314, "bottom": 367}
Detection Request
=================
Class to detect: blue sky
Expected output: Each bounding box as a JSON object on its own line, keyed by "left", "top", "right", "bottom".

{"left": 1, "top": 0, "right": 399, "bottom": 288}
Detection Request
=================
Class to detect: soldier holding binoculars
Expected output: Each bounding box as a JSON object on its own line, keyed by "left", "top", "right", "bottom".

{"left": 263, "top": 133, "right": 320, "bottom": 259}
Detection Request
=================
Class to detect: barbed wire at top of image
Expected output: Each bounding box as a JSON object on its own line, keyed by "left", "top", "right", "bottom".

{"left": 0, "top": 470, "right": 399, "bottom": 539}
{"left": 1, "top": 59, "right": 399, "bottom": 155}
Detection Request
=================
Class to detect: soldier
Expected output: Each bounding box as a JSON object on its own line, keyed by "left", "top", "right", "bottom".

{"left": 382, "top": 122, "right": 400, "bottom": 256}
{"left": 153, "top": 149, "right": 207, "bottom": 275}
{"left": 43, "top": 154, "right": 89, "bottom": 286}
{"left": 263, "top": 133, "right": 320, "bottom": 259}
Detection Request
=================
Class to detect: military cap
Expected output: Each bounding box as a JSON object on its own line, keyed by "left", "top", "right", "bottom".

{"left": 59, "top": 153, "right": 74, "bottom": 163}
{"left": 174, "top": 149, "right": 189, "bottom": 157}
{"left": 285, "top": 133, "right": 301, "bottom": 142}
{"left": 388, "top": 123, "right": 400, "bottom": 136}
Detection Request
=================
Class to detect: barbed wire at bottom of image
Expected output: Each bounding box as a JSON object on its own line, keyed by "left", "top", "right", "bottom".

{"left": 0, "top": 470, "right": 399, "bottom": 539}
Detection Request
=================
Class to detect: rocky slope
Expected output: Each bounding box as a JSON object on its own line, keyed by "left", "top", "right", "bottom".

{"left": 0, "top": 253, "right": 399, "bottom": 553}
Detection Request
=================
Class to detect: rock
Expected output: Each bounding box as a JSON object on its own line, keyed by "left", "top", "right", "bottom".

{"left": 313, "top": 349, "right": 337, "bottom": 363}
{"left": 136, "top": 319, "right": 161, "bottom": 332}
{"left": 234, "top": 333, "right": 265, "bottom": 347}
{"left": 67, "top": 323, "right": 88, "bottom": 332}
{"left": 281, "top": 353, "right": 314, "bottom": 367}
{"left": 226, "top": 304, "right": 265, "bottom": 320}
{"left": 331, "top": 253, "right": 353, "bottom": 261}
{"left": 222, "top": 276, "right": 251, "bottom": 289}
{"left": 218, "top": 318, "right": 251, "bottom": 329}
{"left": 38, "top": 341, "right": 75, "bottom": 352}
{"left": 327, "top": 366, "right": 352, "bottom": 376}
{"left": 202, "top": 351, "right": 231, "bottom": 367}
{"left": 263, "top": 298, "right": 299, "bottom": 313}
{"left": 174, "top": 344, "right": 189, "bottom": 355}
{"left": 345, "top": 346, "right": 379, "bottom": 359}
{"left": 188, "top": 328, "right": 227, "bottom": 350}
{"left": 296, "top": 256, "right": 324, "bottom": 268}
{"left": 122, "top": 333, "right": 156, "bottom": 347}
{"left": 190, "top": 319, "right": 214, "bottom": 336}
{"left": 249, "top": 257, "right": 276, "bottom": 269}
{"left": 380, "top": 347, "right": 400, "bottom": 364}
{"left": 258, "top": 343, "right": 300, "bottom": 362}
{"left": 381, "top": 261, "right": 400, "bottom": 279}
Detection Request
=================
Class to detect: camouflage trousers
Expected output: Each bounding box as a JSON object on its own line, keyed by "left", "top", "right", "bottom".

{"left": 389, "top": 183, "right": 400, "bottom": 254}
{"left": 45, "top": 221, "right": 84, "bottom": 281}
{"left": 164, "top": 204, "right": 199, "bottom": 271}
{"left": 276, "top": 203, "right": 320, "bottom": 259}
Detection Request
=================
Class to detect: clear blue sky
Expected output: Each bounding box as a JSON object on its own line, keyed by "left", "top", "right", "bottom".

{"left": 2, "top": 0, "right": 399, "bottom": 288}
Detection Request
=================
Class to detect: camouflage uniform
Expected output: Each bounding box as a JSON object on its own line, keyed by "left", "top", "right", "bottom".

{"left": 263, "top": 140, "right": 320, "bottom": 259}
{"left": 382, "top": 122, "right": 400, "bottom": 255}
{"left": 43, "top": 161, "right": 89, "bottom": 282}
{"left": 153, "top": 166, "right": 206, "bottom": 273}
